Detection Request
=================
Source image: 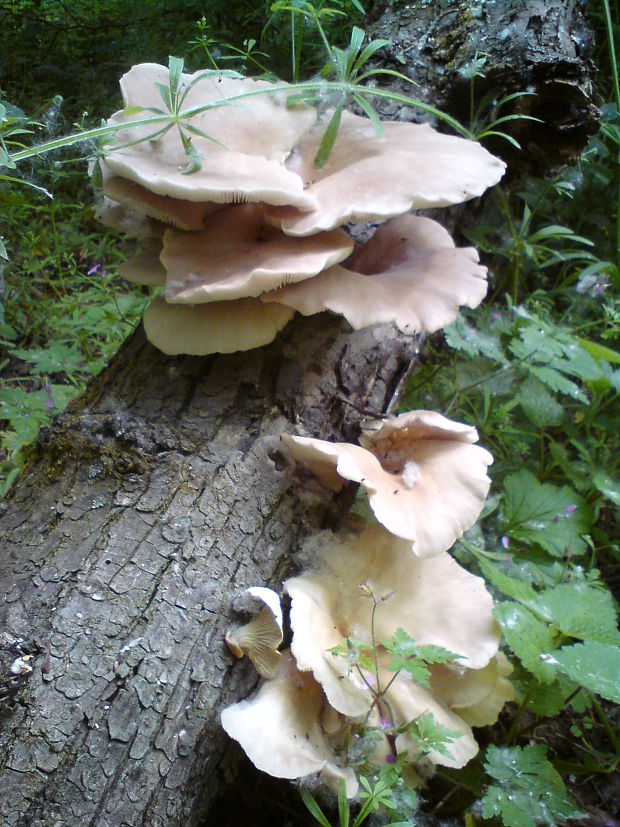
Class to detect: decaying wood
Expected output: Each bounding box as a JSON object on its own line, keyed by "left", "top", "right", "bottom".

{"left": 368, "top": 0, "right": 599, "bottom": 171}
{"left": 0, "top": 316, "right": 417, "bottom": 826}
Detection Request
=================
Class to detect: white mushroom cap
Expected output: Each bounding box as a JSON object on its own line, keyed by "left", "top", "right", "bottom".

{"left": 103, "top": 63, "right": 318, "bottom": 209}
{"left": 225, "top": 587, "right": 284, "bottom": 679}
{"left": 264, "top": 110, "right": 506, "bottom": 236}
{"left": 283, "top": 411, "right": 493, "bottom": 557}
{"left": 221, "top": 650, "right": 359, "bottom": 797}
{"left": 117, "top": 237, "right": 166, "bottom": 286}
{"left": 285, "top": 526, "right": 500, "bottom": 720}
{"left": 95, "top": 197, "right": 163, "bottom": 238}
{"left": 143, "top": 296, "right": 294, "bottom": 355}
{"left": 161, "top": 204, "right": 354, "bottom": 304}
{"left": 262, "top": 215, "right": 487, "bottom": 334}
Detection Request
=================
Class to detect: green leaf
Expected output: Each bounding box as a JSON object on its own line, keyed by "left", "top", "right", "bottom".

{"left": 168, "top": 55, "right": 185, "bottom": 101}
{"left": 528, "top": 583, "right": 620, "bottom": 645}
{"left": 550, "top": 642, "right": 620, "bottom": 703}
{"left": 382, "top": 629, "right": 459, "bottom": 686}
{"left": 476, "top": 558, "right": 538, "bottom": 603}
{"left": 300, "top": 788, "right": 332, "bottom": 827}
{"left": 352, "top": 94, "right": 384, "bottom": 137}
{"left": 409, "top": 712, "right": 463, "bottom": 759}
{"left": 577, "top": 337, "right": 620, "bottom": 365}
{"left": 0, "top": 236, "right": 7, "bottom": 260}
{"left": 516, "top": 376, "right": 564, "bottom": 427}
{"left": 155, "top": 81, "right": 172, "bottom": 111}
{"left": 444, "top": 315, "right": 505, "bottom": 362}
{"left": 502, "top": 470, "right": 592, "bottom": 557}
{"left": 315, "top": 103, "right": 344, "bottom": 168}
{"left": 494, "top": 602, "right": 557, "bottom": 682}
{"left": 591, "top": 471, "right": 620, "bottom": 506}
{"left": 352, "top": 37, "right": 390, "bottom": 76}
{"left": 481, "top": 744, "right": 584, "bottom": 827}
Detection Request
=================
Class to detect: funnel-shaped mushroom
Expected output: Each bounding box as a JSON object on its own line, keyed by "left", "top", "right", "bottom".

{"left": 285, "top": 526, "right": 500, "bottom": 718}
{"left": 143, "top": 296, "right": 294, "bottom": 355}
{"left": 103, "top": 63, "right": 317, "bottom": 209}
{"left": 225, "top": 587, "right": 284, "bottom": 679}
{"left": 221, "top": 650, "right": 358, "bottom": 796}
{"left": 283, "top": 411, "right": 493, "bottom": 556}
{"left": 262, "top": 215, "right": 487, "bottom": 333}
{"left": 264, "top": 110, "right": 505, "bottom": 236}
{"left": 162, "top": 204, "right": 354, "bottom": 304}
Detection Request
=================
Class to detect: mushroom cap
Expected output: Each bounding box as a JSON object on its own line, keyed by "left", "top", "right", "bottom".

{"left": 285, "top": 525, "right": 500, "bottom": 718}
{"left": 225, "top": 586, "right": 284, "bottom": 679}
{"left": 143, "top": 296, "right": 294, "bottom": 355}
{"left": 103, "top": 63, "right": 317, "bottom": 209}
{"left": 262, "top": 215, "right": 488, "bottom": 333}
{"left": 117, "top": 236, "right": 166, "bottom": 286}
{"left": 283, "top": 411, "right": 493, "bottom": 557}
{"left": 95, "top": 197, "right": 163, "bottom": 238}
{"left": 221, "top": 650, "right": 358, "bottom": 797}
{"left": 264, "top": 110, "right": 506, "bottom": 236}
{"left": 162, "top": 204, "right": 354, "bottom": 304}
{"left": 103, "top": 170, "right": 221, "bottom": 231}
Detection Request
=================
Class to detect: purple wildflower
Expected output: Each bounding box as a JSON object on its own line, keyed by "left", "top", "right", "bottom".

{"left": 565, "top": 504, "right": 578, "bottom": 515}
{"left": 501, "top": 536, "right": 510, "bottom": 550}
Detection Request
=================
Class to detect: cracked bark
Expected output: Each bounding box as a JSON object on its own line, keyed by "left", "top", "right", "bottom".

{"left": 0, "top": 2, "right": 598, "bottom": 824}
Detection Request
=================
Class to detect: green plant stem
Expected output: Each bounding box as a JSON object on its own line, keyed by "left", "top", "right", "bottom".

{"left": 506, "top": 679, "right": 536, "bottom": 744}
{"left": 592, "top": 696, "right": 620, "bottom": 756}
{"left": 370, "top": 598, "right": 381, "bottom": 694}
{"left": 602, "top": 0, "right": 620, "bottom": 268}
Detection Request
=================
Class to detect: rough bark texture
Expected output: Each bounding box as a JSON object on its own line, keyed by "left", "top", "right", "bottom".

{"left": 0, "top": 2, "right": 600, "bottom": 824}
{"left": 0, "top": 316, "right": 417, "bottom": 827}
{"left": 368, "top": 0, "right": 599, "bottom": 172}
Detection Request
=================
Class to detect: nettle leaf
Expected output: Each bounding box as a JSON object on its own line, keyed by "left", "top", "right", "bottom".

{"left": 329, "top": 637, "right": 374, "bottom": 672}
{"left": 527, "top": 365, "right": 588, "bottom": 404}
{"left": 528, "top": 583, "right": 620, "bottom": 645}
{"left": 409, "top": 712, "right": 462, "bottom": 759}
{"left": 548, "top": 641, "right": 620, "bottom": 703}
{"left": 444, "top": 315, "right": 505, "bottom": 362}
{"left": 502, "top": 470, "right": 592, "bottom": 556}
{"left": 494, "top": 602, "right": 557, "bottom": 682}
{"left": 12, "top": 343, "right": 85, "bottom": 377}
{"left": 516, "top": 375, "right": 564, "bottom": 428}
{"left": 480, "top": 744, "right": 584, "bottom": 827}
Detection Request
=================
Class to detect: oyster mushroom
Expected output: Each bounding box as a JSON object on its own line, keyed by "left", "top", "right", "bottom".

{"left": 285, "top": 526, "right": 501, "bottom": 718}
{"left": 161, "top": 203, "right": 354, "bottom": 304}
{"left": 283, "top": 411, "right": 493, "bottom": 557}
{"left": 143, "top": 296, "right": 294, "bottom": 355}
{"left": 262, "top": 215, "right": 488, "bottom": 334}
{"left": 103, "top": 63, "right": 318, "bottom": 209}
{"left": 264, "top": 109, "right": 506, "bottom": 236}
{"left": 221, "top": 650, "right": 358, "bottom": 796}
{"left": 225, "top": 587, "right": 283, "bottom": 679}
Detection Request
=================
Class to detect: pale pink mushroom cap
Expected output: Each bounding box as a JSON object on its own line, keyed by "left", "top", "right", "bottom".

{"left": 225, "top": 587, "right": 284, "bottom": 679}
{"left": 285, "top": 526, "right": 500, "bottom": 719}
{"left": 143, "top": 296, "right": 294, "bottom": 355}
{"left": 117, "top": 236, "right": 166, "bottom": 286}
{"left": 162, "top": 204, "right": 354, "bottom": 304}
{"left": 262, "top": 215, "right": 488, "bottom": 333}
{"left": 283, "top": 411, "right": 493, "bottom": 556}
{"left": 221, "top": 650, "right": 358, "bottom": 797}
{"left": 264, "top": 110, "right": 506, "bottom": 236}
{"left": 103, "top": 63, "right": 318, "bottom": 209}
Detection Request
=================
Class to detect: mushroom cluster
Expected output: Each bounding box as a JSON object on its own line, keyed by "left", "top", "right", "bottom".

{"left": 222, "top": 527, "right": 514, "bottom": 796}
{"left": 98, "top": 62, "right": 505, "bottom": 353}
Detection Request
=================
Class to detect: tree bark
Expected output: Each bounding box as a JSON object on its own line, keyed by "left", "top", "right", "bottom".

{"left": 368, "top": 0, "right": 599, "bottom": 172}
{"left": 0, "top": 316, "right": 416, "bottom": 827}
{"left": 0, "top": 3, "right": 599, "bottom": 824}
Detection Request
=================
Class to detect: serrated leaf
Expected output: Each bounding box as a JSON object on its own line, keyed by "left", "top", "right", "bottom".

{"left": 409, "top": 712, "right": 463, "bottom": 759}
{"left": 549, "top": 641, "right": 620, "bottom": 703}
{"left": 481, "top": 744, "right": 583, "bottom": 827}
{"left": 444, "top": 315, "right": 505, "bottom": 362}
{"left": 527, "top": 365, "right": 589, "bottom": 404}
{"left": 528, "top": 583, "right": 620, "bottom": 645}
{"left": 502, "top": 470, "right": 592, "bottom": 556}
{"left": 516, "top": 376, "right": 564, "bottom": 427}
{"left": 494, "top": 602, "right": 557, "bottom": 682}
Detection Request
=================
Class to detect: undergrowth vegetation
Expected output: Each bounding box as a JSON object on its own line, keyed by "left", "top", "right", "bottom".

{"left": 0, "top": 0, "right": 618, "bottom": 825}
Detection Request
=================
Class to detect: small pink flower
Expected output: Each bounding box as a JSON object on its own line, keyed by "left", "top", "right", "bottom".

{"left": 565, "top": 504, "right": 578, "bottom": 515}
{"left": 385, "top": 753, "right": 397, "bottom": 764}
{"left": 501, "top": 536, "right": 510, "bottom": 550}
